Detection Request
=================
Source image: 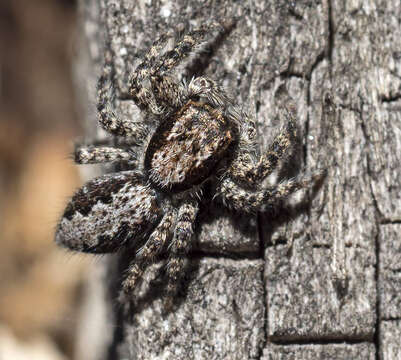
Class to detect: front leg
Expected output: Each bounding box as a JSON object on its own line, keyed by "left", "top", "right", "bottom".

{"left": 130, "top": 22, "right": 233, "bottom": 114}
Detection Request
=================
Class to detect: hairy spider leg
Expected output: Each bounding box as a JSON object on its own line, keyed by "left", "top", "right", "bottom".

{"left": 145, "top": 33, "right": 175, "bottom": 63}
{"left": 122, "top": 208, "right": 177, "bottom": 293}
{"left": 165, "top": 201, "right": 199, "bottom": 298}
{"left": 218, "top": 171, "right": 325, "bottom": 213}
{"left": 228, "top": 106, "right": 298, "bottom": 186}
{"left": 97, "top": 47, "right": 147, "bottom": 141}
{"left": 74, "top": 145, "right": 137, "bottom": 165}
{"left": 130, "top": 23, "right": 231, "bottom": 114}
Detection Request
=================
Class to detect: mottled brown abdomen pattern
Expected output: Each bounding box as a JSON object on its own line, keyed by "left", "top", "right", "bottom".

{"left": 56, "top": 172, "right": 162, "bottom": 253}
{"left": 145, "top": 101, "right": 233, "bottom": 191}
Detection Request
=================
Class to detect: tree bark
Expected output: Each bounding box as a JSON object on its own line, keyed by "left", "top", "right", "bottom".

{"left": 73, "top": 1, "right": 401, "bottom": 359}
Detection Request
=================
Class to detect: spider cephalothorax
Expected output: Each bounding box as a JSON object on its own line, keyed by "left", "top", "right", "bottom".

{"left": 56, "top": 22, "right": 324, "bottom": 299}
{"left": 145, "top": 99, "right": 234, "bottom": 192}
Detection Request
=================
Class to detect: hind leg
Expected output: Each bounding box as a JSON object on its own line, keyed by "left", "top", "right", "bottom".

{"left": 122, "top": 208, "right": 177, "bottom": 293}
{"left": 165, "top": 201, "right": 199, "bottom": 301}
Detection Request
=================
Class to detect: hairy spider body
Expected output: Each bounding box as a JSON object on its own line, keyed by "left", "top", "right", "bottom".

{"left": 56, "top": 22, "right": 324, "bottom": 299}
{"left": 145, "top": 100, "right": 234, "bottom": 191}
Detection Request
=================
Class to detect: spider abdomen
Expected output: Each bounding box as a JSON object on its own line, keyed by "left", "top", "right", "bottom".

{"left": 145, "top": 101, "right": 233, "bottom": 191}
{"left": 56, "top": 172, "right": 162, "bottom": 253}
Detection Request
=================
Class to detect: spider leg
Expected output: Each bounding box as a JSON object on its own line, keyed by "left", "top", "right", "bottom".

{"left": 97, "top": 48, "right": 147, "bottom": 141}
{"left": 156, "top": 23, "right": 229, "bottom": 75}
{"left": 165, "top": 200, "right": 199, "bottom": 299}
{"left": 218, "top": 171, "right": 325, "bottom": 213}
{"left": 122, "top": 208, "right": 177, "bottom": 293}
{"left": 144, "top": 33, "right": 175, "bottom": 64}
{"left": 229, "top": 106, "right": 297, "bottom": 186}
{"left": 74, "top": 145, "right": 137, "bottom": 165}
{"left": 130, "top": 22, "right": 232, "bottom": 114}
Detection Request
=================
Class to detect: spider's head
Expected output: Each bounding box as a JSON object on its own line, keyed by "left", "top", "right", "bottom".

{"left": 188, "top": 77, "right": 230, "bottom": 108}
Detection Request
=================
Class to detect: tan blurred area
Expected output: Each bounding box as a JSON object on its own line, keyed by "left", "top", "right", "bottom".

{"left": 0, "top": 1, "right": 89, "bottom": 359}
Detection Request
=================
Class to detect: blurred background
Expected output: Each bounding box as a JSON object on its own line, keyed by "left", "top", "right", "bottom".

{"left": 0, "top": 1, "right": 89, "bottom": 359}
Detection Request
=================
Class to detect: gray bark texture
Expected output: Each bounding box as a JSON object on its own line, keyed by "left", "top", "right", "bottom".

{"left": 73, "top": 0, "right": 401, "bottom": 359}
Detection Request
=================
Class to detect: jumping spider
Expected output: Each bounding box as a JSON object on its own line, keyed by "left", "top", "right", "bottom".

{"left": 56, "top": 22, "right": 324, "bottom": 298}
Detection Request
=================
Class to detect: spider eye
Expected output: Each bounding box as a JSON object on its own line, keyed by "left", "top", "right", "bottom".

{"left": 198, "top": 79, "right": 208, "bottom": 87}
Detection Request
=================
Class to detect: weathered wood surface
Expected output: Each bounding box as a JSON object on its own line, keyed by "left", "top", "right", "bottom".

{"left": 73, "top": 0, "right": 401, "bottom": 359}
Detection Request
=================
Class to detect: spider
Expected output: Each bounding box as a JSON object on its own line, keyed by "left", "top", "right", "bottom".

{"left": 55, "top": 22, "right": 324, "bottom": 299}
